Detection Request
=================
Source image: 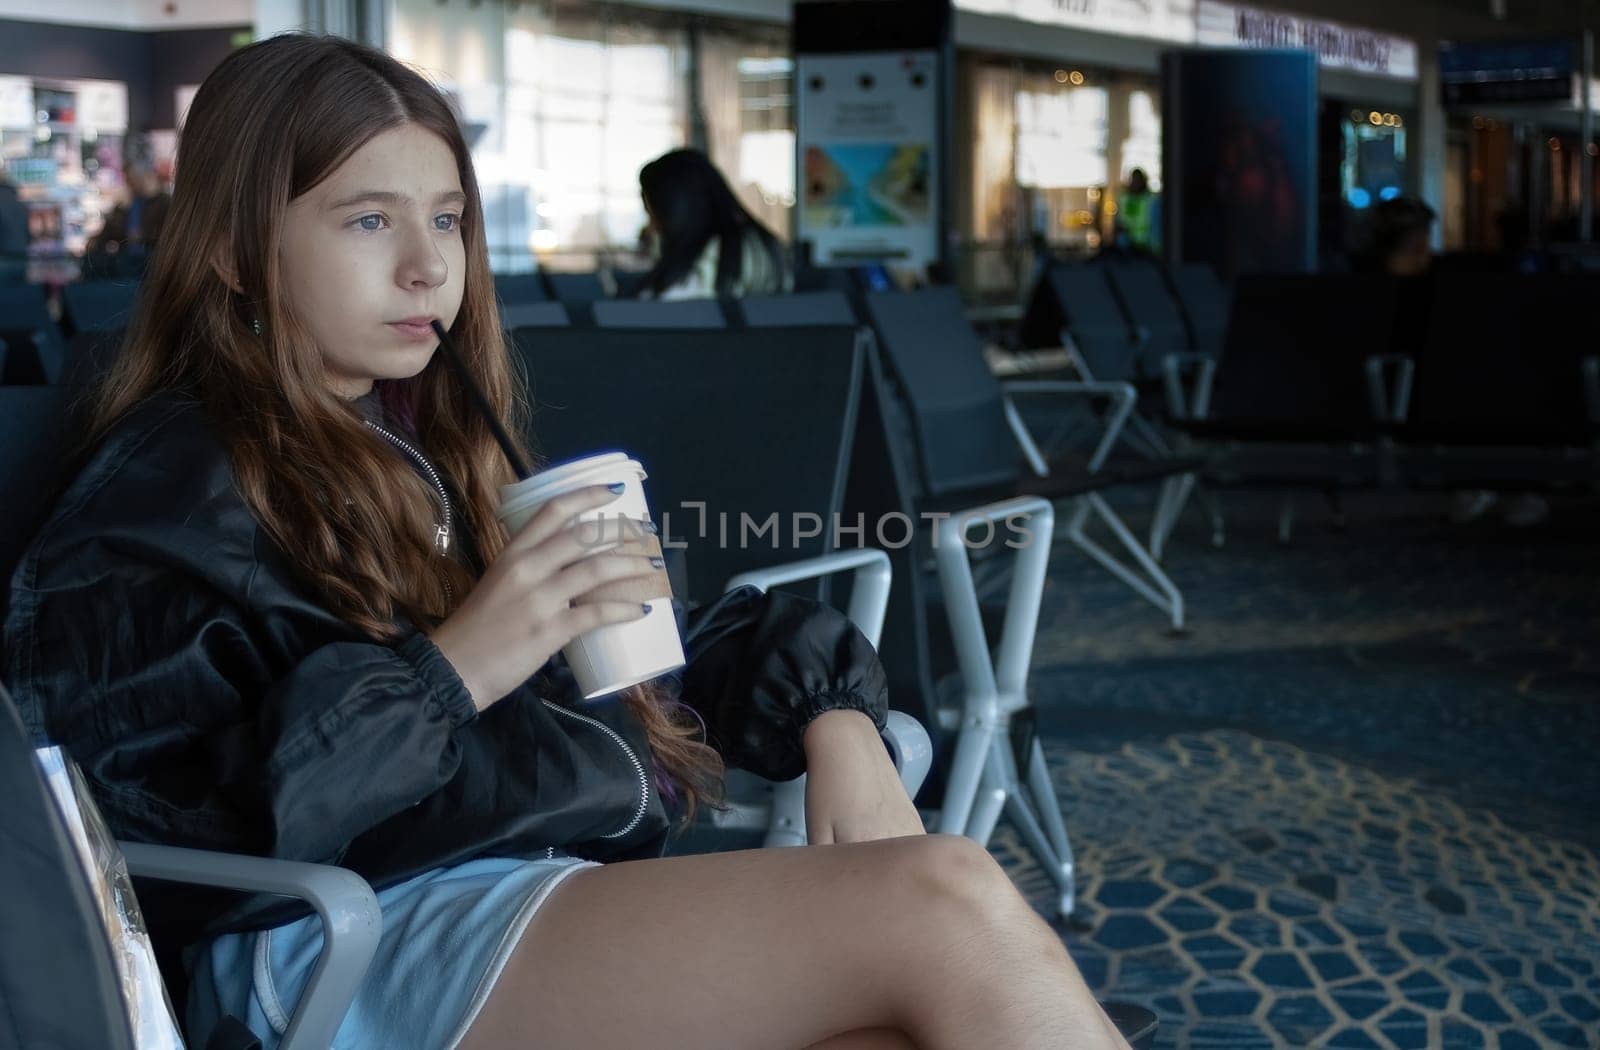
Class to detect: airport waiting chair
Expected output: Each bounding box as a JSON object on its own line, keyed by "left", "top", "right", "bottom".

{"left": 1168, "top": 262, "right": 1230, "bottom": 358}
{"left": 861, "top": 287, "right": 1199, "bottom": 917}
{"left": 500, "top": 300, "right": 570, "bottom": 331}
{"left": 591, "top": 297, "right": 728, "bottom": 329}
{"left": 492, "top": 272, "right": 548, "bottom": 306}
{"left": 541, "top": 272, "right": 608, "bottom": 326}
{"left": 61, "top": 281, "right": 140, "bottom": 336}
{"left": 1104, "top": 261, "right": 1190, "bottom": 375}
{"left": 508, "top": 324, "right": 930, "bottom": 847}
{"left": 0, "top": 284, "right": 65, "bottom": 384}
{"left": 1161, "top": 274, "right": 1407, "bottom": 546}
{"left": 737, "top": 290, "right": 859, "bottom": 328}
{"left": 1392, "top": 272, "right": 1599, "bottom": 490}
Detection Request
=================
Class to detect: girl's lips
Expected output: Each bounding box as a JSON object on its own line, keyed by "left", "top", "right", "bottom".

{"left": 387, "top": 320, "right": 436, "bottom": 341}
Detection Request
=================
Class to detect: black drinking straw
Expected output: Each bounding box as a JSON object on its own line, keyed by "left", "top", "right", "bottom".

{"left": 429, "top": 319, "right": 532, "bottom": 479}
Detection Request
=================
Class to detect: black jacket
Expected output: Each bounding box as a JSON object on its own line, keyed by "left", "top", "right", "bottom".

{"left": 3, "top": 395, "right": 888, "bottom": 942}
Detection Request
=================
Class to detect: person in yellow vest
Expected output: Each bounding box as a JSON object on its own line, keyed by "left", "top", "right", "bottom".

{"left": 1116, "top": 168, "right": 1160, "bottom": 253}
{"left": 1115, "top": 168, "right": 1160, "bottom": 254}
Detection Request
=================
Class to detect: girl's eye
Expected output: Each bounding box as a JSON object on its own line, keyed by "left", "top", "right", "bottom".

{"left": 355, "top": 214, "right": 387, "bottom": 232}
{"left": 435, "top": 213, "right": 461, "bottom": 233}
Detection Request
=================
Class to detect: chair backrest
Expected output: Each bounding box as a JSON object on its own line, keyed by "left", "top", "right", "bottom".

{"left": 1019, "top": 264, "right": 1140, "bottom": 381}
{"left": 0, "top": 682, "right": 137, "bottom": 1050}
{"left": 861, "top": 287, "right": 1021, "bottom": 498}
{"left": 611, "top": 267, "right": 651, "bottom": 299}
{"left": 543, "top": 271, "right": 608, "bottom": 307}
{"left": 1406, "top": 273, "right": 1591, "bottom": 445}
{"left": 0, "top": 283, "right": 50, "bottom": 321}
{"left": 591, "top": 298, "right": 728, "bottom": 329}
{"left": 1168, "top": 262, "right": 1230, "bottom": 357}
{"left": 500, "top": 301, "right": 570, "bottom": 330}
{"left": 1209, "top": 274, "right": 1396, "bottom": 437}
{"left": 0, "top": 284, "right": 64, "bottom": 384}
{"left": 510, "top": 325, "right": 864, "bottom": 601}
{"left": 739, "top": 291, "right": 858, "bottom": 328}
{"left": 1104, "top": 261, "right": 1189, "bottom": 369}
{"left": 492, "top": 272, "right": 547, "bottom": 305}
{"left": 0, "top": 386, "right": 74, "bottom": 595}
{"left": 62, "top": 281, "right": 140, "bottom": 334}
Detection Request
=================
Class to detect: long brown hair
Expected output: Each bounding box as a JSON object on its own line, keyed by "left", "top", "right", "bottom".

{"left": 84, "top": 34, "right": 722, "bottom": 818}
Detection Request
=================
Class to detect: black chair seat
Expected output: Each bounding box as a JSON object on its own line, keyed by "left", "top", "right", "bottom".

{"left": 1397, "top": 445, "right": 1598, "bottom": 489}
{"left": 1180, "top": 417, "right": 1377, "bottom": 444}
{"left": 918, "top": 456, "right": 1203, "bottom": 514}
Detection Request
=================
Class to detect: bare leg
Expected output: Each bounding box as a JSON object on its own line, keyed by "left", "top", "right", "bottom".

{"left": 459, "top": 834, "right": 1129, "bottom": 1050}
{"left": 804, "top": 1029, "right": 919, "bottom": 1049}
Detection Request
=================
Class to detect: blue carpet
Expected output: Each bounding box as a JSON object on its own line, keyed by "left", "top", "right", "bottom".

{"left": 1014, "top": 490, "right": 1600, "bottom": 1048}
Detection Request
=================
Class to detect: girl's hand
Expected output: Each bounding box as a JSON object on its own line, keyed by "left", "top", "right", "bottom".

{"left": 430, "top": 485, "right": 671, "bottom": 711}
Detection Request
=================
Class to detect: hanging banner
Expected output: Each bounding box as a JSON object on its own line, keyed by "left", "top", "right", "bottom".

{"left": 1196, "top": 2, "right": 1418, "bottom": 81}
{"left": 796, "top": 51, "right": 940, "bottom": 267}
{"left": 956, "top": 0, "right": 1198, "bottom": 43}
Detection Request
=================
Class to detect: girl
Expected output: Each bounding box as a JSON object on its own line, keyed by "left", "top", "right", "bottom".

{"left": 5, "top": 35, "right": 1127, "bottom": 1050}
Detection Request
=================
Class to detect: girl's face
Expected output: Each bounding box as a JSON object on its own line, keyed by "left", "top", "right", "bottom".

{"left": 279, "top": 123, "right": 468, "bottom": 398}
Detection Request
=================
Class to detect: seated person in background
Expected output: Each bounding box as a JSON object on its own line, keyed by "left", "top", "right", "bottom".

{"left": 636, "top": 147, "right": 791, "bottom": 300}
{"left": 87, "top": 162, "right": 171, "bottom": 261}
{"left": 1355, "top": 196, "right": 1435, "bottom": 278}
{"left": 1357, "top": 196, "right": 1551, "bottom": 527}
{"left": 4, "top": 35, "right": 1130, "bottom": 1050}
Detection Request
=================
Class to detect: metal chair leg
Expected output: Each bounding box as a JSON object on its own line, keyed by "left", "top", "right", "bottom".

{"left": 1063, "top": 494, "right": 1187, "bottom": 630}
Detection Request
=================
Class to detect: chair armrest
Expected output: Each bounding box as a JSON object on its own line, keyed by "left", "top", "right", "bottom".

{"left": 726, "top": 548, "right": 892, "bottom": 649}
{"left": 1161, "top": 352, "right": 1217, "bottom": 422}
{"left": 121, "top": 843, "right": 380, "bottom": 1050}
{"left": 882, "top": 711, "right": 934, "bottom": 799}
{"left": 1582, "top": 356, "right": 1600, "bottom": 426}
{"left": 1000, "top": 379, "right": 1139, "bottom": 474}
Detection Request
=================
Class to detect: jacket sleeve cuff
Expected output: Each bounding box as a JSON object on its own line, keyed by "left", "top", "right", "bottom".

{"left": 792, "top": 687, "right": 889, "bottom": 737}
{"left": 397, "top": 633, "right": 478, "bottom": 728}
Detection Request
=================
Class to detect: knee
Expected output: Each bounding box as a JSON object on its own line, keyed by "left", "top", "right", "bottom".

{"left": 894, "top": 834, "right": 1030, "bottom": 932}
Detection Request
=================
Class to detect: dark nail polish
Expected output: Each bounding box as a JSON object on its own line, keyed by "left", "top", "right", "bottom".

{"left": 649, "top": 557, "right": 665, "bottom": 569}
{"left": 642, "top": 520, "right": 659, "bottom": 534}
{"left": 641, "top": 602, "right": 653, "bottom": 614}
{"left": 607, "top": 482, "right": 626, "bottom": 494}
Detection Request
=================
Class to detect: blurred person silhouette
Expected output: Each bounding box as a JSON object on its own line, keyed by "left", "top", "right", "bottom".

{"left": 1113, "top": 167, "right": 1160, "bottom": 254}
{"left": 0, "top": 169, "right": 29, "bottom": 284}
{"left": 85, "top": 162, "right": 171, "bottom": 276}
{"left": 636, "top": 148, "right": 789, "bottom": 300}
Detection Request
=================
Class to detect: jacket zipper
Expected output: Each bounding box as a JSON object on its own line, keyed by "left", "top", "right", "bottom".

{"left": 364, "top": 420, "right": 454, "bottom": 603}
{"left": 367, "top": 421, "right": 648, "bottom": 845}
{"left": 541, "top": 700, "right": 651, "bottom": 840}
{"left": 365, "top": 420, "right": 453, "bottom": 556}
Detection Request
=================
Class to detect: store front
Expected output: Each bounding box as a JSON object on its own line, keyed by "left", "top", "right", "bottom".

{"left": 955, "top": 0, "right": 1422, "bottom": 296}
{"left": 0, "top": 13, "right": 250, "bottom": 285}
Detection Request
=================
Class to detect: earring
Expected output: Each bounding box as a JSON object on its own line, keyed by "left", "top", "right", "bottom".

{"left": 250, "top": 316, "right": 263, "bottom": 337}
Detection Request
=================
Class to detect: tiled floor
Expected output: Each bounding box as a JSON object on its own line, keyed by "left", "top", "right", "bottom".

{"left": 1012, "top": 490, "right": 1599, "bottom": 1048}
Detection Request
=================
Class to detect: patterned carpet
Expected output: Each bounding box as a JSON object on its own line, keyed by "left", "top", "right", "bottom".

{"left": 1013, "top": 489, "right": 1600, "bottom": 1048}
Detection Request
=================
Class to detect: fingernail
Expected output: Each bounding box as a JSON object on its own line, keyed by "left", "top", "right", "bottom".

{"left": 642, "top": 520, "right": 659, "bottom": 534}
{"left": 649, "top": 557, "right": 665, "bottom": 569}
{"left": 641, "top": 602, "right": 653, "bottom": 614}
{"left": 607, "top": 482, "right": 626, "bottom": 494}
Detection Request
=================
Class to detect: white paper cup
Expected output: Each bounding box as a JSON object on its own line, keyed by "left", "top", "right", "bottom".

{"left": 498, "top": 452, "right": 684, "bottom": 700}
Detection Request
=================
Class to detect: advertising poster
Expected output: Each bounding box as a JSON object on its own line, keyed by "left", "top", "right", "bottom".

{"left": 1163, "top": 48, "right": 1318, "bottom": 278}
{"left": 796, "top": 51, "right": 940, "bottom": 268}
